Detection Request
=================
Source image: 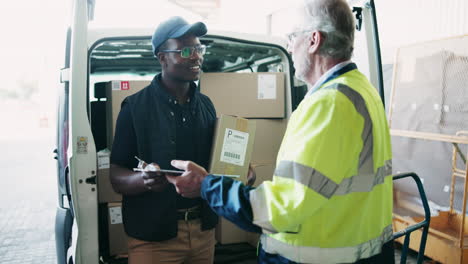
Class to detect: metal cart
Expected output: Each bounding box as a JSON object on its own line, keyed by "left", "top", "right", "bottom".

{"left": 392, "top": 172, "right": 431, "bottom": 264}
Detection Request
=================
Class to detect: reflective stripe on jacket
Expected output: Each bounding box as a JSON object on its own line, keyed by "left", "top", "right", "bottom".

{"left": 249, "top": 67, "right": 393, "bottom": 263}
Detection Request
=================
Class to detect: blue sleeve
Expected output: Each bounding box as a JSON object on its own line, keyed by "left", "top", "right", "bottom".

{"left": 201, "top": 175, "right": 262, "bottom": 233}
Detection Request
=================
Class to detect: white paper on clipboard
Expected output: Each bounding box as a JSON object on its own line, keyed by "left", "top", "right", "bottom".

{"left": 258, "top": 74, "right": 276, "bottom": 99}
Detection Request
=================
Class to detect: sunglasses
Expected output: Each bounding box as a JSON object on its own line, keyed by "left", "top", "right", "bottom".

{"left": 159, "top": 45, "right": 207, "bottom": 58}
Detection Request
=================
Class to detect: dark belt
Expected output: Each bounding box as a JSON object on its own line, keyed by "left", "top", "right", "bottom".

{"left": 176, "top": 208, "right": 201, "bottom": 221}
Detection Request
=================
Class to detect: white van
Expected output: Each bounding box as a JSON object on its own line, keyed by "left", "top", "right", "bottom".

{"left": 55, "top": 1, "right": 385, "bottom": 263}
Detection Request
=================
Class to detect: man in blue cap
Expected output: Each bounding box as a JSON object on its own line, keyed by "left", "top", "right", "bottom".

{"left": 110, "top": 16, "right": 218, "bottom": 264}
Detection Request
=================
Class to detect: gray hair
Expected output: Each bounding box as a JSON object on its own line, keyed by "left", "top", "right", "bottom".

{"left": 302, "top": 0, "right": 355, "bottom": 60}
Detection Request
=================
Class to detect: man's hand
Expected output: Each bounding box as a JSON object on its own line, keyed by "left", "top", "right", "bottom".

{"left": 141, "top": 162, "right": 168, "bottom": 192}
{"left": 166, "top": 160, "right": 208, "bottom": 198}
{"left": 246, "top": 164, "right": 256, "bottom": 187}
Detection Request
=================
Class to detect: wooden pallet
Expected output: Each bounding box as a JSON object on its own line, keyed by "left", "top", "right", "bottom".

{"left": 394, "top": 210, "right": 468, "bottom": 264}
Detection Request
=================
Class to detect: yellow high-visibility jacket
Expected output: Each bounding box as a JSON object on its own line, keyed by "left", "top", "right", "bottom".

{"left": 249, "top": 65, "right": 393, "bottom": 263}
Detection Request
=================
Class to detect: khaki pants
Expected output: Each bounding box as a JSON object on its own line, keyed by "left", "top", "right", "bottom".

{"left": 127, "top": 219, "right": 215, "bottom": 264}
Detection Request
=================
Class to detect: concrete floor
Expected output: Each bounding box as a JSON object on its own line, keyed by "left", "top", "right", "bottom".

{"left": 0, "top": 140, "right": 57, "bottom": 263}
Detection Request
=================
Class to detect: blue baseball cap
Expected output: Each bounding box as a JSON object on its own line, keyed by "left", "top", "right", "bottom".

{"left": 151, "top": 16, "right": 207, "bottom": 55}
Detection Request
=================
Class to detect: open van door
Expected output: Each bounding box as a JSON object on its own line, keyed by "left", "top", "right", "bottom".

{"left": 55, "top": 0, "right": 99, "bottom": 263}
{"left": 349, "top": 0, "right": 385, "bottom": 105}
{"left": 55, "top": 26, "right": 73, "bottom": 264}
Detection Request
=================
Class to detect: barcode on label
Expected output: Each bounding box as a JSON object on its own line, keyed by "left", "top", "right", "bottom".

{"left": 224, "top": 151, "right": 240, "bottom": 160}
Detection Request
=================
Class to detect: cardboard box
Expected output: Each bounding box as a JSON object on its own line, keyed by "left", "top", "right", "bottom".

{"left": 215, "top": 217, "right": 249, "bottom": 244}
{"left": 209, "top": 115, "right": 256, "bottom": 183}
{"left": 98, "top": 169, "right": 122, "bottom": 203}
{"left": 246, "top": 232, "right": 261, "bottom": 248}
{"left": 251, "top": 163, "right": 276, "bottom": 187}
{"left": 213, "top": 118, "right": 287, "bottom": 244}
{"left": 250, "top": 118, "right": 287, "bottom": 186}
{"left": 251, "top": 119, "right": 287, "bottom": 163}
{"left": 213, "top": 164, "right": 275, "bottom": 245}
{"left": 210, "top": 115, "right": 256, "bottom": 244}
{"left": 200, "top": 72, "right": 285, "bottom": 118}
{"left": 106, "top": 80, "right": 150, "bottom": 149}
{"left": 107, "top": 202, "right": 128, "bottom": 256}
{"left": 97, "top": 150, "right": 122, "bottom": 203}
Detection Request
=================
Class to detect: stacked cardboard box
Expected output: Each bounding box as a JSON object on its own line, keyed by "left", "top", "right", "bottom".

{"left": 208, "top": 115, "right": 257, "bottom": 244}
{"left": 251, "top": 119, "right": 287, "bottom": 185}
{"left": 200, "top": 72, "right": 285, "bottom": 118}
{"left": 105, "top": 80, "right": 150, "bottom": 149}
{"left": 100, "top": 79, "right": 150, "bottom": 203}
{"left": 97, "top": 149, "right": 121, "bottom": 203}
{"left": 97, "top": 149, "right": 127, "bottom": 256}
{"left": 107, "top": 202, "right": 128, "bottom": 256}
{"left": 201, "top": 72, "right": 288, "bottom": 245}
{"left": 99, "top": 80, "right": 150, "bottom": 257}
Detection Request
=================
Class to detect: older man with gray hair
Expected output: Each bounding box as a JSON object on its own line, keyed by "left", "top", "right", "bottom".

{"left": 167, "top": 0, "right": 395, "bottom": 263}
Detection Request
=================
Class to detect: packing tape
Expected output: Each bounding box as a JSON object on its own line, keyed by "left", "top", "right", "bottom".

{"left": 235, "top": 117, "right": 248, "bottom": 132}
{"left": 250, "top": 161, "right": 273, "bottom": 168}
{"left": 221, "top": 165, "right": 236, "bottom": 176}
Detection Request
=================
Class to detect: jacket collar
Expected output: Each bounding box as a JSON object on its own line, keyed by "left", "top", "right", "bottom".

{"left": 305, "top": 61, "right": 357, "bottom": 97}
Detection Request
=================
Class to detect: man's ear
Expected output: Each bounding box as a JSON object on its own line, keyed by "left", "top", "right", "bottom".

{"left": 157, "top": 52, "right": 166, "bottom": 68}
{"left": 308, "top": 30, "right": 323, "bottom": 54}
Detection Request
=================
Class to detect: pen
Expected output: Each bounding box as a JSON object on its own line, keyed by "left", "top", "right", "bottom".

{"left": 134, "top": 156, "right": 145, "bottom": 163}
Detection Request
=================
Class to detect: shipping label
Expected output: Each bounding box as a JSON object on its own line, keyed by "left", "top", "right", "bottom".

{"left": 97, "top": 153, "right": 110, "bottom": 169}
{"left": 109, "top": 206, "right": 123, "bottom": 224}
{"left": 258, "top": 74, "right": 276, "bottom": 99}
{"left": 111, "top": 81, "right": 120, "bottom": 90}
{"left": 111, "top": 80, "right": 130, "bottom": 90}
{"left": 220, "top": 128, "right": 249, "bottom": 166}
